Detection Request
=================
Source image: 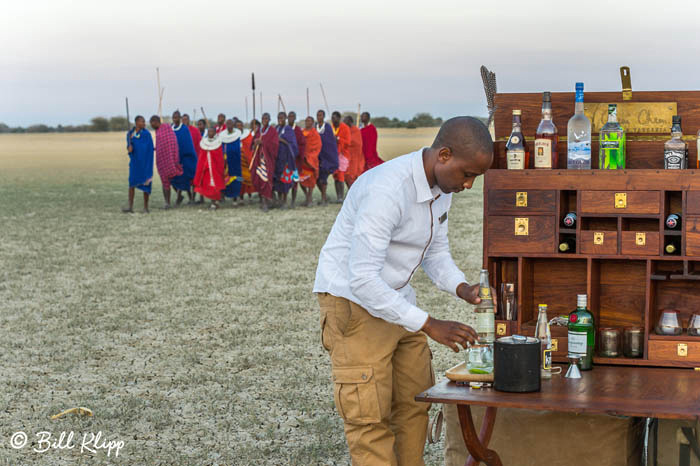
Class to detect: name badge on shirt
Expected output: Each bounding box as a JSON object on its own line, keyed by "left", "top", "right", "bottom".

{"left": 439, "top": 212, "right": 448, "bottom": 224}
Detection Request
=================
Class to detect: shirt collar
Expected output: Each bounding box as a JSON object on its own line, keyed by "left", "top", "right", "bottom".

{"left": 412, "top": 147, "right": 438, "bottom": 203}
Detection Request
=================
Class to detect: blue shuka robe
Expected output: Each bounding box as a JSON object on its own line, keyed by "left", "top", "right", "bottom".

{"left": 170, "top": 123, "right": 198, "bottom": 191}
{"left": 274, "top": 125, "right": 299, "bottom": 194}
{"left": 220, "top": 129, "right": 243, "bottom": 199}
{"left": 316, "top": 122, "right": 339, "bottom": 183}
{"left": 127, "top": 127, "right": 154, "bottom": 193}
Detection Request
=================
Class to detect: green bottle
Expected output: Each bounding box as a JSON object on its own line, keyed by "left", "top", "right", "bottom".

{"left": 599, "top": 104, "right": 626, "bottom": 169}
{"left": 567, "top": 294, "right": 595, "bottom": 370}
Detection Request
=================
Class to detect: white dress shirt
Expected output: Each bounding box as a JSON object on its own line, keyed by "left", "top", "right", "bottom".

{"left": 313, "top": 148, "right": 467, "bottom": 332}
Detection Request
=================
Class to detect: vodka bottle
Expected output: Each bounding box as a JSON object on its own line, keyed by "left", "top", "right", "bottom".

{"left": 664, "top": 116, "right": 687, "bottom": 169}
{"left": 535, "top": 304, "right": 553, "bottom": 379}
{"left": 534, "top": 92, "right": 558, "bottom": 169}
{"left": 475, "top": 269, "right": 495, "bottom": 344}
{"left": 567, "top": 83, "right": 591, "bottom": 169}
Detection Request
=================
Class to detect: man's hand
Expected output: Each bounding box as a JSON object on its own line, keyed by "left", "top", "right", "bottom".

{"left": 421, "top": 316, "right": 478, "bottom": 352}
{"left": 457, "top": 282, "right": 497, "bottom": 307}
{"left": 127, "top": 145, "right": 133, "bottom": 154}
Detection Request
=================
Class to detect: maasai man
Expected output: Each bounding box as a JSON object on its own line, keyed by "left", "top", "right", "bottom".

{"left": 331, "top": 111, "right": 351, "bottom": 203}
{"left": 250, "top": 113, "right": 278, "bottom": 212}
{"left": 360, "top": 112, "right": 384, "bottom": 170}
{"left": 274, "top": 111, "right": 299, "bottom": 209}
{"left": 288, "top": 111, "right": 306, "bottom": 208}
{"left": 237, "top": 119, "right": 256, "bottom": 202}
{"left": 123, "top": 115, "right": 154, "bottom": 213}
{"left": 220, "top": 119, "right": 243, "bottom": 205}
{"left": 299, "top": 116, "right": 321, "bottom": 207}
{"left": 315, "top": 109, "right": 339, "bottom": 206}
{"left": 193, "top": 127, "right": 226, "bottom": 209}
{"left": 197, "top": 118, "right": 207, "bottom": 138}
{"left": 170, "top": 110, "right": 197, "bottom": 205}
{"left": 343, "top": 115, "right": 365, "bottom": 187}
{"left": 215, "top": 113, "right": 226, "bottom": 133}
{"left": 150, "top": 115, "right": 182, "bottom": 209}
{"left": 183, "top": 113, "right": 202, "bottom": 152}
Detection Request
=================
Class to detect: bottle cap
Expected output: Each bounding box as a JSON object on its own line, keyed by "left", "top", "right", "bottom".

{"left": 513, "top": 109, "right": 522, "bottom": 116}
{"left": 575, "top": 82, "right": 584, "bottom": 91}
{"left": 577, "top": 294, "right": 587, "bottom": 307}
{"left": 538, "top": 304, "right": 548, "bottom": 310}
{"left": 543, "top": 91, "right": 551, "bottom": 102}
{"left": 673, "top": 115, "right": 681, "bottom": 124}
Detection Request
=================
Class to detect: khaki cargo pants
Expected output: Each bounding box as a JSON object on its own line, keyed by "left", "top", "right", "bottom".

{"left": 318, "top": 293, "right": 435, "bottom": 466}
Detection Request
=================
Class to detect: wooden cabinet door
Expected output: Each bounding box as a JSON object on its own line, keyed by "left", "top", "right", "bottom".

{"left": 685, "top": 217, "right": 700, "bottom": 257}
{"left": 687, "top": 192, "right": 700, "bottom": 215}
{"left": 580, "top": 190, "right": 660, "bottom": 214}
{"left": 649, "top": 340, "right": 700, "bottom": 364}
{"left": 486, "top": 216, "right": 556, "bottom": 254}
{"left": 488, "top": 190, "right": 556, "bottom": 213}
{"left": 580, "top": 230, "right": 618, "bottom": 255}
{"left": 620, "top": 231, "right": 660, "bottom": 256}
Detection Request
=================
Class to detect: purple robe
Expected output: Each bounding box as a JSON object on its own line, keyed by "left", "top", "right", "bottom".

{"left": 316, "top": 122, "right": 339, "bottom": 183}
{"left": 274, "top": 125, "right": 298, "bottom": 194}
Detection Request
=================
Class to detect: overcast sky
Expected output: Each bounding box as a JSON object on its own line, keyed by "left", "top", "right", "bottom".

{"left": 2, "top": 0, "right": 700, "bottom": 126}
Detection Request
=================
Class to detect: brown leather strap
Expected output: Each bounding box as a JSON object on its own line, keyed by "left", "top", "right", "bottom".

{"left": 428, "top": 407, "right": 443, "bottom": 444}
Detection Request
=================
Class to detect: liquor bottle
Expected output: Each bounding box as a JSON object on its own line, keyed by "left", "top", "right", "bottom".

{"left": 666, "top": 213, "right": 682, "bottom": 230}
{"left": 567, "top": 82, "right": 592, "bottom": 169}
{"left": 534, "top": 92, "right": 558, "bottom": 169}
{"left": 559, "top": 238, "right": 576, "bottom": 253}
{"left": 506, "top": 110, "right": 529, "bottom": 169}
{"left": 664, "top": 116, "right": 687, "bottom": 169}
{"left": 535, "top": 304, "right": 553, "bottom": 379}
{"left": 562, "top": 212, "right": 577, "bottom": 228}
{"left": 568, "top": 294, "right": 594, "bottom": 370}
{"left": 665, "top": 239, "right": 681, "bottom": 255}
{"left": 475, "top": 269, "right": 495, "bottom": 344}
{"left": 599, "top": 104, "right": 626, "bottom": 170}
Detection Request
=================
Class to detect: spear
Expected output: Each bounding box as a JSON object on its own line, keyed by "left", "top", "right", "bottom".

{"left": 306, "top": 88, "right": 310, "bottom": 117}
{"left": 125, "top": 97, "right": 131, "bottom": 130}
{"left": 200, "top": 106, "right": 209, "bottom": 127}
{"left": 278, "top": 94, "right": 287, "bottom": 114}
{"left": 156, "top": 67, "right": 164, "bottom": 121}
{"left": 319, "top": 82, "right": 330, "bottom": 116}
{"left": 357, "top": 103, "right": 361, "bottom": 128}
{"left": 252, "top": 73, "right": 256, "bottom": 124}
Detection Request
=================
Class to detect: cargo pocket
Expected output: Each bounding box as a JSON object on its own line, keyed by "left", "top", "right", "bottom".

{"left": 332, "top": 366, "right": 382, "bottom": 425}
{"left": 320, "top": 309, "right": 331, "bottom": 352}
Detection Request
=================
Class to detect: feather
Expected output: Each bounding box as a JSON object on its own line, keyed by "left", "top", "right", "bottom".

{"left": 480, "top": 65, "right": 498, "bottom": 126}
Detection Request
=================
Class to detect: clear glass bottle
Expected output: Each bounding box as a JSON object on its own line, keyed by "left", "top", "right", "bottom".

{"left": 599, "top": 104, "right": 626, "bottom": 169}
{"left": 568, "top": 294, "right": 595, "bottom": 370}
{"left": 535, "top": 304, "right": 553, "bottom": 379}
{"left": 664, "top": 115, "right": 687, "bottom": 169}
{"left": 567, "top": 82, "right": 591, "bottom": 169}
{"left": 475, "top": 269, "right": 495, "bottom": 344}
{"left": 534, "top": 92, "right": 558, "bottom": 169}
{"left": 506, "top": 110, "right": 529, "bottom": 169}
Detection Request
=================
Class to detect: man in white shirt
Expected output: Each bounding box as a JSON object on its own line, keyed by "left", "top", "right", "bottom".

{"left": 313, "top": 116, "right": 493, "bottom": 465}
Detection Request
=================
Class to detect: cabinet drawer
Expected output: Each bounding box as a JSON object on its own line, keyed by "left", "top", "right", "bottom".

{"left": 580, "top": 230, "right": 618, "bottom": 255}
{"left": 686, "top": 217, "right": 700, "bottom": 257}
{"left": 580, "top": 191, "right": 660, "bottom": 214}
{"left": 687, "top": 192, "right": 700, "bottom": 215}
{"left": 488, "top": 190, "right": 556, "bottom": 213}
{"left": 486, "top": 216, "right": 555, "bottom": 254}
{"left": 620, "top": 231, "right": 660, "bottom": 256}
{"left": 649, "top": 340, "right": 700, "bottom": 363}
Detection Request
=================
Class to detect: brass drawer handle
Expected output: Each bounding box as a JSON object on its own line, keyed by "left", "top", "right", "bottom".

{"left": 516, "top": 192, "right": 527, "bottom": 207}
{"left": 551, "top": 339, "right": 558, "bottom": 352}
{"left": 636, "top": 232, "right": 646, "bottom": 246}
{"left": 594, "top": 232, "right": 605, "bottom": 245}
{"left": 615, "top": 192, "right": 627, "bottom": 208}
{"left": 678, "top": 343, "right": 688, "bottom": 357}
{"left": 515, "top": 218, "right": 528, "bottom": 236}
{"left": 496, "top": 323, "right": 507, "bottom": 336}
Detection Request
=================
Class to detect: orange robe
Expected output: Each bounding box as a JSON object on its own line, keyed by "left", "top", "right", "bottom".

{"left": 300, "top": 127, "right": 321, "bottom": 188}
{"left": 345, "top": 126, "right": 365, "bottom": 184}
{"left": 240, "top": 131, "right": 256, "bottom": 195}
{"left": 332, "top": 122, "right": 351, "bottom": 182}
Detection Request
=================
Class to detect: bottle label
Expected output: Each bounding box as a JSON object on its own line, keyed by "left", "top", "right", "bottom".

{"left": 543, "top": 348, "right": 552, "bottom": 370}
{"left": 567, "top": 141, "right": 591, "bottom": 159}
{"left": 534, "top": 139, "right": 552, "bottom": 168}
{"left": 665, "top": 149, "right": 685, "bottom": 169}
{"left": 507, "top": 150, "right": 525, "bottom": 169}
{"left": 476, "top": 312, "right": 494, "bottom": 335}
{"left": 480, "top": 286, "right": 491, "bottom": 298}
{"left": 568, "top": 330, "right": 588, "bottom": 356}
{"left": 600, "top": 139, "right": 620, "bottom": 149}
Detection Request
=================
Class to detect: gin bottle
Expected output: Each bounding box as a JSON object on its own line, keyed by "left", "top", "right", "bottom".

{"left": 599, "top": 104, "right": 626, "bottom": 169}
{"left": 506, "top": 110, "right": 529, "bottom": 169}
{"left": 535, "top": 304, "right": 553, "bottom": 378}
{"left": 568, "top": 294, "right": 594, "bottom": 370}
{"left": 534, "top": 92, "right": 558, "bottom": 169}
{"left": 664, "top": 116, "right": 687, "bottom": 169}
{"left": 475, "top": 269, "right": 495, "bottom": 344}
{"left": 567, "top": 83, "right": 591, "bottom": 169}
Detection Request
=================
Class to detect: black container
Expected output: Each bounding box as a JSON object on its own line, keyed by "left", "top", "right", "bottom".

{"left": 494, "top": 335, "right": 541, "bottom": 393}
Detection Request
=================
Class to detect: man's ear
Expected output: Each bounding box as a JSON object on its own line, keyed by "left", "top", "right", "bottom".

{"left": 437, "top": 147, "right": 452, "bottom": 162}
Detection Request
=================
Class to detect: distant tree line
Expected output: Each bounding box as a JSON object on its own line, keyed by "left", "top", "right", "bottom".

{"left": 0, "top": 112, "right": 486, "bottom": 134}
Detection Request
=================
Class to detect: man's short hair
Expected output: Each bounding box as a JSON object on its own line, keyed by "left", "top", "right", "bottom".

{"left": 317, "top": 109, "right": 326, "bottom": 117}
{"left": 432, "top": 116, "right": 492, "bottom": 158}
{"left": 332, "top": 111, "right": 341, "bottom": 118}
{"left": 150, "top": 115, "right": 161, "bottom": 123}
{"left": 135, "top": 115, "right": 144, "bottom": 122}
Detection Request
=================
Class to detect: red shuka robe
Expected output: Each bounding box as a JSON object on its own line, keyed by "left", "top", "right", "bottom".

{"left": 333, "top": 122, "right": 351, "bottom": 182}
{"left": 193, "top": 137, "right": 226, "bottom": 201}
{"left": 188, "top": 125, "right": 202, "bottom": 159}
{"left": 345, "top": 125, "right": 365, "bottom": 183}
{"left": 360, "top": 123, "right": 383, "bottom": 170}
{"left": 240, "top": 131, "right": 256, "bottom": 195}
{"left": 300, "top": 127, "right": 321, "bottom": 188}
{"left": 251, "top": 125, "right": 279, "bottom": 199}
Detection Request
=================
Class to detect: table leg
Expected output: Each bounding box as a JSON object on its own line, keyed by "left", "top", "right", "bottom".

{"left": 457, "top": 405, "right": 502, "bottom": 466}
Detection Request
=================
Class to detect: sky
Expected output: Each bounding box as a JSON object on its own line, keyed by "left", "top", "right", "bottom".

{"left": 2, "top": 0, "right": 700, "bottom": 126}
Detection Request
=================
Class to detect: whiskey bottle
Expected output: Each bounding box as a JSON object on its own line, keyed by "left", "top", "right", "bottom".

{"left": 567, "top": 82, "right": 592, "bottom": 169}
{"left": 568, "top": 294, "right": 594, "bottom": 370}
{"left": 475, "top": 269, "right": 495, "bottom": 344}
{"left": 599, "top": 104, "right": 626, "bottom": 169}
{"left": 559, "top": 238, "right": 576, "bottom": 253}
{"left": 664, "top": 116, "right": 687, "bottom": 169}
{"left": 665, "top": 239, "right": 681, "bottom": 255}
{"left": 506, "top": 110, "right": 529, "bottom": 169}
{"left": 562, "top": 212, "right": 577, "bottom": 228}
{"left": 534, "top": 92, "right": 558, "bottom": 169}
{"left": 666, "top": 213, "right": 681, "bottom": 230}
{"left": 535, "top": 304, "right": 553, "bottom": 379}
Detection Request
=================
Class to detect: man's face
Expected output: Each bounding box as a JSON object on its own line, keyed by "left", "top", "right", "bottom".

{"left": 343, "top": 116, "right": 353, "bottom": 127}
{"left": 288, "top": 112, "right": 296, "bottom": 126}
{"left": 135, "top": 118, "right": 145, "bottom": 130}
{"left": 217, "top": 114, "right": 225, "bottom": 125}
{"left": 304, "top": 117, "right": 313, "bottom": 130}
{"left": 433, "top": 148, "right": 493, "bottom": 194}
{"left": 277, "top": 113, "right": 286, "bottom": 126}
{"left": 172, "top": 112, "right": 181, "bottom": 126}
{"left": 226, "top": 119, "right": 234, "bottom": 131}
{"left": 331, "top": 113, "right": 340, "bottom": 126}
{"left": 361, "top": 113, "right": 369, "bottom": 125}
{"left": 197, "top": 120, "right": 205, "bottom": 132}
{"left": 182, "top": 115, "right": 191, "bottom": 126}
{"left": 150, "top": 119, "right": 161, "bottom": 130}
{"left": 207, "top": 128, "right": 216, "bottom": 139}
{"left": 316, "top": 111, "right": 324, "bottom": 125}
{"left": 262, "top": 114, "right": 270, "bottom": 127}
{"left": 235, "top": 121, "right": 243, "bottom": 131}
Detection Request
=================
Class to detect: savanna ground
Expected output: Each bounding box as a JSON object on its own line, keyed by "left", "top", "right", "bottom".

{"left": 0, "top": 128, "right": 483, "bottom": 465}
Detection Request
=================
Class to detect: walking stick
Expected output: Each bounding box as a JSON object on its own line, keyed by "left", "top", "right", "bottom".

{"left": 319, "top": 83, "right": 330, "bottom": 116}
{"left": 306, "top": 87, "right": 310, "bottom": 117}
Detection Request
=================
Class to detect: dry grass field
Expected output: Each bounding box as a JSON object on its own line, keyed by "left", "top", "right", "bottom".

{"left": 0, "top": 128, "right": 483, "bottom": 465}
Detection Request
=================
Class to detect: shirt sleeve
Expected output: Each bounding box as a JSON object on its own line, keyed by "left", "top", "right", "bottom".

{"left": 348, "top": 190, "right": 429, "bottom": 332}
{"left": 421, "top": 216, "right": 467, "bottom": 297}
